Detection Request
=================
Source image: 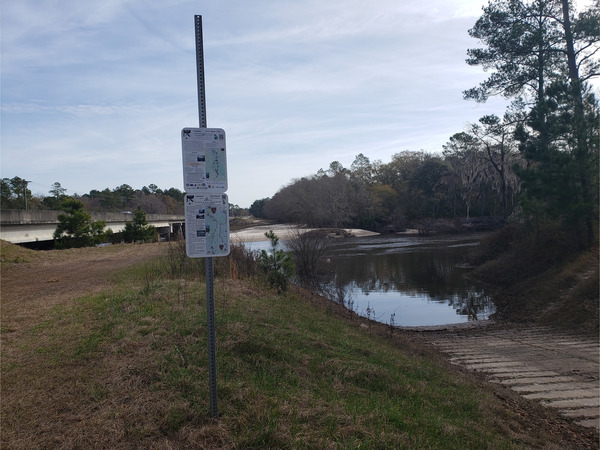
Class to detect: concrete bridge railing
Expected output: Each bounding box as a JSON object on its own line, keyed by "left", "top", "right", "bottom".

{"left": 0, "top": 210, "right": 184, "bottom": 244}
{"left": 1, "top": 210, "right": 183, "bottom": 224}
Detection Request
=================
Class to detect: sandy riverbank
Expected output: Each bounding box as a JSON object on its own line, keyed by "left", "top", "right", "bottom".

{"left": 230, "top": 224, "right": 380, "bottom": 242}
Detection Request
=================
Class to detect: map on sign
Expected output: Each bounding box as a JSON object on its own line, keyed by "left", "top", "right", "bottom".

{"left": 182, "top": 128, "right": 227, "bottom": 192}
{"left": 184, "top": 193, "right": 230, "bottom": 257}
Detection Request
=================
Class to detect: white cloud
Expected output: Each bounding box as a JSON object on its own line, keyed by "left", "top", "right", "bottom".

{"left": 2, "top": 0, "right": 517, "bottom": 206}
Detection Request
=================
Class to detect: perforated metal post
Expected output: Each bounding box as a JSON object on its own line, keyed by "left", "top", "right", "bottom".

{"left": 205, "top": 257, "right": 217, "bottom": 419}
{"left": 195, "top": 16, "right": 207, "bottom": 129}
{"left": 195, "top": 15, "right": 218, "bottom": 419}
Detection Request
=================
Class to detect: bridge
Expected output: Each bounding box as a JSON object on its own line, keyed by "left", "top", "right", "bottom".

{"left": 0, "top": 210, "right": 185, "bottom": 244}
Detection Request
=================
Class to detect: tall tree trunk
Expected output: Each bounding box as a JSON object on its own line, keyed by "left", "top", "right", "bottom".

{"left": 561, "top": 0, "right": 594, "bottom": 246}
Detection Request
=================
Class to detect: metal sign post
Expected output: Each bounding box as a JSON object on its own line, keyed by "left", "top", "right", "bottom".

{"left": 195, "top": 15, "right": 218, "bottom": 419}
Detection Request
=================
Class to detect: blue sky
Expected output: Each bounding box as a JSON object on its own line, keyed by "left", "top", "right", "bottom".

{"left": 2, "top": 0, "right": 573, "bottom": 207}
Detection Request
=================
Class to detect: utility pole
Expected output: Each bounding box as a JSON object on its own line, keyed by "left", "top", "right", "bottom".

{"left": 23, "top": 180, "right": 31, "bottom": 210}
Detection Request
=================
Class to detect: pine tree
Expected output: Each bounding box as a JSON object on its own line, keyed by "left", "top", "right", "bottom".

{"left": 53, "top": 199, "right": 109, "bottom": 248}
{"left": 466, "top": 0, "right": 599, "bottom": 247}
{"left": 122, "top": 207, "right": 157, "bottom": 243}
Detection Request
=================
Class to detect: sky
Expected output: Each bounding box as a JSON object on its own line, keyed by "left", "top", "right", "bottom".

{"left": 1, "top": 0, "right": 586, "bottom": 208}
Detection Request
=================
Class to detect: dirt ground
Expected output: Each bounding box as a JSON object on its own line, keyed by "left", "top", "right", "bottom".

{"left": 1, "top": 242, "right": 166, "bottom": 337}
{"left": 1, "top": 239, "right": 598, "bottom": 446}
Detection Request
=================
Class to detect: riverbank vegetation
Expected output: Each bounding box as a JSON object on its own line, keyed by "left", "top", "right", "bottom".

{"left": 2, "top": 241, "right": 597, "bottom": 448}
{"left": 469, "top": 225, "right": 599, "bottom": 337}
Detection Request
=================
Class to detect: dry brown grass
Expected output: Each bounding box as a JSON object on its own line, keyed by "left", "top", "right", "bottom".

{"left": 1, "top": 239, "right": 39, "bottom": 264}
{"left": 1, "top": 242, "right": 180, "bottom": 447}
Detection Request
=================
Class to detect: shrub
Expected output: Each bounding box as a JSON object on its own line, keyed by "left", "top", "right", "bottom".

{"left": 286, "top": 229, "right": 331, "bottom": 289}
{"left": 257, "top": 230, "right": 294, "bottom": 292}
{"left": 227, "top": 242, "right": 258, "bottom": 279}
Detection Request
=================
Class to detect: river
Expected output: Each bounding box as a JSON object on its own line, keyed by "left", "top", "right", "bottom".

{"left": 244, "top": 232, "right": 494, "bottom": 327}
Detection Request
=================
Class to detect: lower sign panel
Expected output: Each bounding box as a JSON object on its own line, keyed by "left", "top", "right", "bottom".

{"left": 184, "top": 193, "right": 230, "bottom": 257}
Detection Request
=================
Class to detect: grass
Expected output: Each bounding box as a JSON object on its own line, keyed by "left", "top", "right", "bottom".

{"left": 0, "top": 239, "right": 38, "bottom": 263}
{"left": 1, "top": 243, "right": 597, "bottom": 448}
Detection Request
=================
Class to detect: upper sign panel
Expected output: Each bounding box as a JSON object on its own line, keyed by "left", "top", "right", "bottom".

{"left": 182, "top": 128, "right": 227, "bottom": 192}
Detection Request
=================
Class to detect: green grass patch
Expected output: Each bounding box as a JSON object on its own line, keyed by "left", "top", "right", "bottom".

{"left": 2, "top": 249, "right": 594, "bottom": 448}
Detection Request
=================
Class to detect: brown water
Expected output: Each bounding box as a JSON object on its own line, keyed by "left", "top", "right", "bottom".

{"left": 321, "top": 233, "right": 494, "bottom": 326}
{"left": 246, "top": 233, "right": 494, "bottom": 327}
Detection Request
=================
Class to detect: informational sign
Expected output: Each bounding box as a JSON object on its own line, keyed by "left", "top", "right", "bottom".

{"left": 182, "top": 128, "right": 227, "bottom": 192}
{"left": 182, "top": 127, "right": 230, "bottom": 258}
{"left": 184, "top": 193, "right": 230, "bottom": 257}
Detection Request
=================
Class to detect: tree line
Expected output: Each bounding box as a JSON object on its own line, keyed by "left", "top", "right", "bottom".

{"left": 252, "top": 148, "right": 522, "bottom": 232}
{"left": 1, "top": 179, "right": 249, "bottom": 218}
{"left": 1, "top": 179, "right": 186, "bottom": 215}
{"left": 252, "top": 0, "right": 599, "bottom": 248}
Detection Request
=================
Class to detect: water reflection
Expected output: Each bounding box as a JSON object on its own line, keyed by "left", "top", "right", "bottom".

{"left": 243, "top": 234, "right": 495, "bottom": 327}
{"left": 322, "top": 234, "right": 494, "bottom": 326}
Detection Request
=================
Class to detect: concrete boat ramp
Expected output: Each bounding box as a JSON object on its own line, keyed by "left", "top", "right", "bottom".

{"left": 421, "top": 324, "right": 599, "bottom": 429}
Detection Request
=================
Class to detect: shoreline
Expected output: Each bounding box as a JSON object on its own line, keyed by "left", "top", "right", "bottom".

{"left": 230, "top": 223, "right": 381, "bottom": 242}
